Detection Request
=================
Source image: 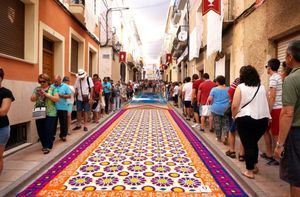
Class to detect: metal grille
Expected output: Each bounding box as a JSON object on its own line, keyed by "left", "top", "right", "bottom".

{"left": 5, "top": 122, "right": 27, "bottom": 151}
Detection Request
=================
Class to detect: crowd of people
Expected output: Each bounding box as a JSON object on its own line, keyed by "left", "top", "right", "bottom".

{"left": 165, "top": 40, "right": 300, "bottom": 195}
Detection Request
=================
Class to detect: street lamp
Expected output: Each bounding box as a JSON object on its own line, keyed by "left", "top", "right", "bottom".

{"left": 100, "top": 7, "right": 129, "bottom": 47}
{"left": 114, "top": 41, "right": 122, "bottom": 53}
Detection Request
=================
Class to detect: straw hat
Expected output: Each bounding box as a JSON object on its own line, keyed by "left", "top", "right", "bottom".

{"left": 76, "top": 69, "right": 87, "bottom": 78}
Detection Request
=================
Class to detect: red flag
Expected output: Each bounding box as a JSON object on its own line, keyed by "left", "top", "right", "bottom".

{"left": 202, "top": 0, "right": 221, "bottom": 15}
{"left": 119, "top": 51, "right": 126, "bottom": 63}
{"left": 166, "top": 53, "right": 172, "bottom": 64}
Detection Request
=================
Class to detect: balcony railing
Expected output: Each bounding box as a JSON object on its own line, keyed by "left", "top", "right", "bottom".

{"left": 70, "top": 0, "right": 85, "bottom": 6}
{"left": 69, "top": 0, "right": 85, "bottom": 24}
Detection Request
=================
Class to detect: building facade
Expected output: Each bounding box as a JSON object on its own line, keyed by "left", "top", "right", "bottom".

{"left": 162, "top": 0, "right": 300, "bottom": 86}
{"left": 0, "top": 0, "right": 101, "bottom": 151}
{"left": 98, "top": 0, "right": 144, "bottom": 83}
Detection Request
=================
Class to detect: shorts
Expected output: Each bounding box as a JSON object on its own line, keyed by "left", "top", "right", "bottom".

{"left": 76, "top": 101, "right": 90, "bottom": 112}
{"left": 229, "top": 118, "right": 237, "bottom": 133}
{"left": 280, "top": 127, "right": 300, "bottom": 187}
{"left": 184, "top": 101, "right": 191, "bottom": 108}
{"left": 193, "top": 101, "right": 199, "bottom": 113}
{"left": 67, "top": 103, "right": 73, "bottom": 113}
{"left": 270, "top": 108, "right": 281, "bottom": 136}
{"left": 92, "top": 100, "right": 100, "bottom": 112}
{"left": 0, "top": 126, "right": 10, "bottom": 146}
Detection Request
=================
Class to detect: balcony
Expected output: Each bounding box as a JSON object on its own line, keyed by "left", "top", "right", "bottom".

{"left": 223, "top": 0, "right": 234, "bottom": 30}
{"left": 69, "top": 0, "right": 85, "bottom": 24}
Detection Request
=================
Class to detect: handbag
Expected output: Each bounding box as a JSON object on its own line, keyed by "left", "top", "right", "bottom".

{"left": 32, "top": 107, "right": 46, "bottom": 119}
{"left": 201, "top": 102, "right": 211, "bottom": 116}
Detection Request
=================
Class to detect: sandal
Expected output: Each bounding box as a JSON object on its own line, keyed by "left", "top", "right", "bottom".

{"left": 238, "top": 155, "right": 245, "bottom": 162}
{"left": 226, "top": 150, "right": 236, "bottom": 158}
{"left": 260, "top": 153, "right": 273, "bottom": 160}
{"left": 241, "top": 171, "right": 254, "bottom": 179}
{"left": 253, "top": 167, "right": 259, "bottom": 174}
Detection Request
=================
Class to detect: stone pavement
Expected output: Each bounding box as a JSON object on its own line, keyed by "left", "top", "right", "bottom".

{"left": 0, "top": 112, "right": 117, "bottom": 197}
{"left": 171, "top": 103, "right": 289, "bottom": 197}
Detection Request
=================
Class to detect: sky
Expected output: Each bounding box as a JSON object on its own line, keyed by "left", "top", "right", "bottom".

{"left": 125, "top": 0, "right": 172, "bottom": 64}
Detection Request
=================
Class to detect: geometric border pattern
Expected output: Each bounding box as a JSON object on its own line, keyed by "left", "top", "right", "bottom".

{"left": 169, "top": 110, "right": 248, "bottom": 197}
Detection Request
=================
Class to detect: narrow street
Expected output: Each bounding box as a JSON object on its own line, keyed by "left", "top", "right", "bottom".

{"left": 17, "top": 93, "right": 247, "bottom": 196}
{"left": 0, "top": 0, "right": 299, "bottom": 196}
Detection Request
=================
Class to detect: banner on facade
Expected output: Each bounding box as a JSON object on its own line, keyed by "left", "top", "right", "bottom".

{"left": 166, "top": 53, "right": 172, "bottom": 64}
{"left": 202, "top": 0, "right": 221, "bottom": 15}
{"left": 119, "top": 51, "right": 126, "bottom": 63}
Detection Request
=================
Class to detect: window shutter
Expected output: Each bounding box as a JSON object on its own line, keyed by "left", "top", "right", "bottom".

{"left": 71, "top": 38, "right": 79, "bottom": 73}
{"left": 277, "top": 34, "right": 300, "bottom": 63}
{"left": 0, "top": 0, "right": 25, "bottom": 59}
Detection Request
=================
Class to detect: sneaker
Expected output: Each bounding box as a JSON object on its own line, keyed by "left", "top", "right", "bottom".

{"left": 84, "top": 127, "right": 88, "bottom": 132}
{"left": 192, "top": 123, "right": 199, "bottom": 128}
{"left": 43, "top": 148, "right": 50, "bottom": 154}
{"left": 200, "top": 128, "right": 205, "bottom": 132}
{"left": 73, "top": 126, "right": 81, "bottom": 130}
{"left": 195, "top": 125, "right": 201, "bottom": 129}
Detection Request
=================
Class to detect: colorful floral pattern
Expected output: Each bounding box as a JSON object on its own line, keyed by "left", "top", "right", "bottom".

{"left": 18, "top": 105, "right": 247, "bottom": 196}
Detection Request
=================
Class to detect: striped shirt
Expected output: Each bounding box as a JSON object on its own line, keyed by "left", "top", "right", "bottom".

{"left": 269, "top": 73, "right": 282, "bottom": 109}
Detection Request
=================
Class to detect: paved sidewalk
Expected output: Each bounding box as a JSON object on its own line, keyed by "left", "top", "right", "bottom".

{"left": 0, "top": 111, "right": 118, "bottom": 197}
{"left": 171, "top": 103, "right": 289, "bottom": 197}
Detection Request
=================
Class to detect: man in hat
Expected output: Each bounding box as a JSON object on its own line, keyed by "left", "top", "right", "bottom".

{"left": 73, "top": 69, "right": 94, "bottom": 132}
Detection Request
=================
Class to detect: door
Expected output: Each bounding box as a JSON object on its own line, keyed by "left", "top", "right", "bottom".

{"left": 89, "top": 50, "right": 93, "bottom": 77}
{"left": 225, "top": 55, "right": 230, "bottom": 86}
{"left": 120, "top": 63, "right": 126, "bottom": 82}
{"left": 43, "top": 51, "right": 54, "bottom": 80}
{"left": 43, "top": 38, "right": 54, "bottom": 80}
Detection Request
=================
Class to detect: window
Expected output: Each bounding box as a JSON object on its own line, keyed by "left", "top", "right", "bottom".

{"left": 5, "top": 122, "right": 27, "bottom": 151}
{"left": 102, "top": 54, "right": 110, "bottom": 59}
{"left": 0, "top": 0, "right": 25, "bottom": 59}
{"left": 71, "top": 38, "right": 79, "bottom": 73}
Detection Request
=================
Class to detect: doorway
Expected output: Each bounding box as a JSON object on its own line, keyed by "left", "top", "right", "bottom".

{"left": 89, "top": 50, "right": 93, "bottom": 77}
{"left": 120, "top": 62, "right": 126, "bottom": 82}
{"left": 42, "top": 38, "right": 54, "bottom": 80}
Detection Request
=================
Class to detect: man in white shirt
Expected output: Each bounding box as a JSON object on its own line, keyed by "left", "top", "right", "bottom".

{"left": 261, "top": 59, "right": 282, "bottom": 165}
{"left": 173, "top": 82, "right": 179, "bottom": 106}
{"left": 73, "top": 69, "right": 94, "bottom": 132}
{"left": 182, "top": 77, "right": 193, "bottom": 121}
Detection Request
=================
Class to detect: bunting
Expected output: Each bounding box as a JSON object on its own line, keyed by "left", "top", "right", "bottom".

{"left": 202, "top": 0, "right": 221, "bottom": 15}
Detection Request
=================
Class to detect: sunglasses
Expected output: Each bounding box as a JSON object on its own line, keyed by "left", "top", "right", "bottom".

{"left": 38, "top": 80, "right": 46, "bottom": 84}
